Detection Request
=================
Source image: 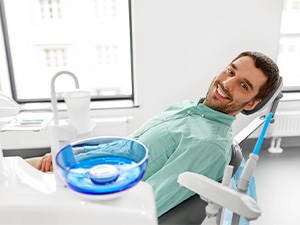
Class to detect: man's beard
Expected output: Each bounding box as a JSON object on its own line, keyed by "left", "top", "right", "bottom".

{"left": 204, "top": 79, "right": 250, "bottom": 115}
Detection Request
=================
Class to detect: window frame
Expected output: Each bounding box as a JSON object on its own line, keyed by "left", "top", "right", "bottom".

{"left": 0, "top": 0, "right": 135, "bottom": 104}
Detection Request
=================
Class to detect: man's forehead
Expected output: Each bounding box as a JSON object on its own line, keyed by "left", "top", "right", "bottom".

{"left": 231, "top": 56, "right": 253, "bottom": 67}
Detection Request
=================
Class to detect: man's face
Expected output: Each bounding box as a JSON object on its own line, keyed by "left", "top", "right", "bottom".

{"left": 203, "top": 56, "right": 267, "bottom": 116}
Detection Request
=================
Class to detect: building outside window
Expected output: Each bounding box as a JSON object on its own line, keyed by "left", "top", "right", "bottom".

{"left": 0, "top": 0, "right": 133, "bottom": 103}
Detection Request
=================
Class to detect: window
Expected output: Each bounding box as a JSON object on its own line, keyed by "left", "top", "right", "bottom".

{"left": 277, "top": 0, "right": 300, "bottom": 91}
{"left": 0, "top": 0, "right": 134, "bottom": 103}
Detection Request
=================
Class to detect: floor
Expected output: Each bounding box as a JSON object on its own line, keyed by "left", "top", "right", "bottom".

{"left": 241, "top": 144, "right": 300, "bottom": 225}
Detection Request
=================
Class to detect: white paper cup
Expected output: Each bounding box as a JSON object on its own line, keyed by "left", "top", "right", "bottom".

{"left": 63, "top": 90, "right": 91, "bottom": 134}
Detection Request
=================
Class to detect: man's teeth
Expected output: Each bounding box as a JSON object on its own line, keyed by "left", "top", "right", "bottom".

{"left": 217, "top": 86, "right": 228, "bottom": 98}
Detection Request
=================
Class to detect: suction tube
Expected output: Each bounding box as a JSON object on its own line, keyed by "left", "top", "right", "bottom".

{"left": 238, "top": 113, "right": 273, "bottom": 193}
{"left": 237, "top": 112, "right": 274, "bottom": 194}
{"left": 233, "top": 113, "right": 274, "bottom": 223}
{"left": 252, "top": 112, "right": 273, "bottom": 155}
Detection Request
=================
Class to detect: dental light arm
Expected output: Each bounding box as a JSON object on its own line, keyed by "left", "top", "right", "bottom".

{"left": 178, "top": 112, "right": 274, "bottom": 224}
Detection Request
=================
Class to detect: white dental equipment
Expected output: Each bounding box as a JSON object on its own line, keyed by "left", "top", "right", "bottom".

{"left": 0, "top": 71, "right": 158, "bottom": 225}
{"left": 178, "top": 112, "right": 273, "bottom": 225}
{"left": 0, "top": 90, "right": 19, "bottom": 183}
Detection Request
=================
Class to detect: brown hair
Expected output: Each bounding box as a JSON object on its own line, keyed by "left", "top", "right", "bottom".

{"left": 231, "top": 51, "right": 280, "bottom": 100}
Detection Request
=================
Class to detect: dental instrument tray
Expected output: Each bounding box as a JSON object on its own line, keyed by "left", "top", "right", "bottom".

{"left": 56, "top": 137, "right": 149, "bottom": 197}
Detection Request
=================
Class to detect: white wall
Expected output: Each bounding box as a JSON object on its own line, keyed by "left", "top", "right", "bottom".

{"left": 105, "top": 0, "right": 285, "bottom": 134}
{"left": 1, "top": 0, "right": 292, "bottom": 150}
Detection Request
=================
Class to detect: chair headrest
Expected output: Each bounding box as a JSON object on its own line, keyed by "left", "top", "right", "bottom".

{"left": 241, "top": 77, "right": 283, "bottom": 116}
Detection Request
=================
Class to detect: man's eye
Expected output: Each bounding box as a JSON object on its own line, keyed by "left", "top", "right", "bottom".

{"left": 227, "top": 69, "right": 234, "bottom": 75}
{"left": 241, "top": 83, "right": 248, "bottom": 90}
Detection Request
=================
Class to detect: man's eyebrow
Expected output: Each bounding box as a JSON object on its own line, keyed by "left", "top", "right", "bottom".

{"left": 243, "top": 78, "right": 254, "bottom": 90}
{"left": 231, "top": 63, "right": 237, "bottom": 70}
{"left": 230, "top": 62, "right": 254, "bottom": 90}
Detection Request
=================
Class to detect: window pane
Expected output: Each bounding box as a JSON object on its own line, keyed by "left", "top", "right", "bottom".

{"left": 277, "top": 0, "right": 300, "bottom": 91}
{"left": 2, "top": 0, "right": 133, "bottom": 102}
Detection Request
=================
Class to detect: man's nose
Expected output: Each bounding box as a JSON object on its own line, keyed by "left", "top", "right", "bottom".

{"left": 223, "top": 77, "right": 235, "bottom": 90}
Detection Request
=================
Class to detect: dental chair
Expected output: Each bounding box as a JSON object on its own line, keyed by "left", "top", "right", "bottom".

{"left": 158, "top": 77, "right": 283, "bottom": 225}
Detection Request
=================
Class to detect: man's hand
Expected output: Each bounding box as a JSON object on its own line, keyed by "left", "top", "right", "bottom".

{"left": 38, "top": 153, "right": 53, "bottom": 172}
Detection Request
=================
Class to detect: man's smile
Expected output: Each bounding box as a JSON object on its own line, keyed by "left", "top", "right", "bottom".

{"left": 215, "top": 84, "right": 230, "bottom": 100}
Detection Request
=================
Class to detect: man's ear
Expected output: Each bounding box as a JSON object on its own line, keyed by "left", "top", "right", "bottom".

{"left": 243, "top": 99, "right": 262, "bottom": 111}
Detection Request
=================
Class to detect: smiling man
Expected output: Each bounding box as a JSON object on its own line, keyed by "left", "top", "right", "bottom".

{"left": 203, "top": 53, "right": 274, "bottom": 116}
{"left": 129, "top": 51, "right": 279, "bottom": 217}
{"left": 32, "top": 51, "right": 279, "bottom": 218}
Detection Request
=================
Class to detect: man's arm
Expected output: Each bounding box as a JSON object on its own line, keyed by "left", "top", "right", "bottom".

{"left": 144, "top": 140, "right": 229, "bottom": 217}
